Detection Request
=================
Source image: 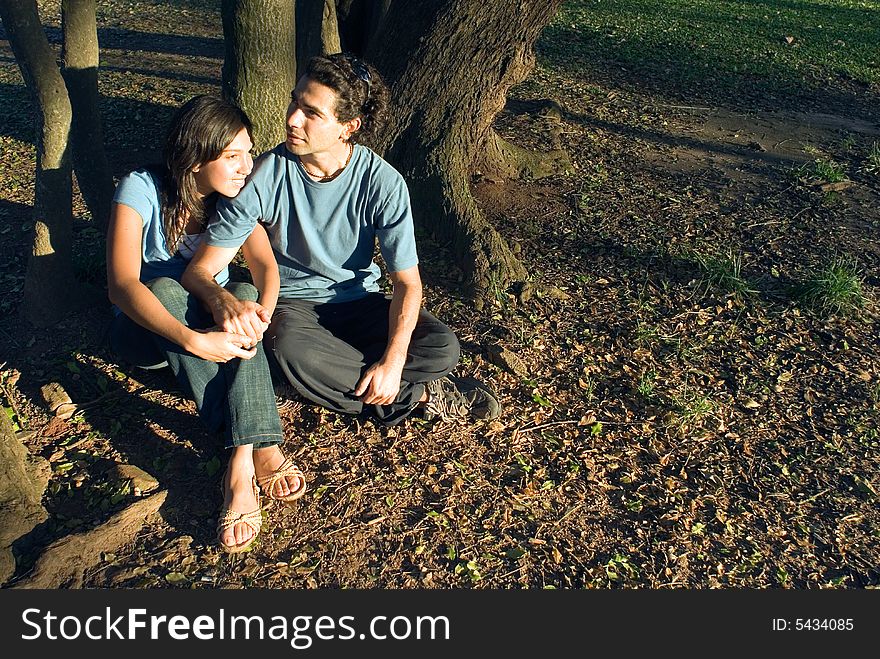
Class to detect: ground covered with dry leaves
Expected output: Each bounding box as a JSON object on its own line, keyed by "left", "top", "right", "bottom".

{"left": 0, "top": 0, "right": 878, "bottom": 589}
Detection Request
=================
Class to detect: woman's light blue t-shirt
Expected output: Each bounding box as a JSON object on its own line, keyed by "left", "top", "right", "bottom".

{"left": 113, "top": 169, "right": 230, "bottom": 287}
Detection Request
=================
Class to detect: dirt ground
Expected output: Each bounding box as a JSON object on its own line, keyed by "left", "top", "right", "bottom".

{"left": 0, "top": 2, "right": 878, "bottom": 589}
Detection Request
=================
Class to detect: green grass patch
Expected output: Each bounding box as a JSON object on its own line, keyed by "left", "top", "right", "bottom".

{"left": 862, "top": 141, "right": 880, "bottom": 174}
{"left": 669, "top": 388, "right": 716, "bottom": 433}
{"left": 693, "top": 249, "right": 755, "bottom": 297}
{"left": 540, "top": 1, "right": 880, "bottom": 97}
{"left": 793, "top": 257, "right": 867, "bottom": 316}
{"left": 637, "top": 369, "right": 656, "bottom": 399}
{"left": 798, "top": 158, "right": 847, "bottom": 183}
{"left": 813, "top": 158, "right": 847, "bottom": 183}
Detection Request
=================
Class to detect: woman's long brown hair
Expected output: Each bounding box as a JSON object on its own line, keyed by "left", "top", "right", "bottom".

{"left": 159, "top": 95, "right": 252, "bottom": 249}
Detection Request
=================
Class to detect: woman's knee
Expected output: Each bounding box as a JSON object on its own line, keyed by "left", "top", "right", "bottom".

{"left": 145, "top": 277, "right": 190, "bottom": 308}
{"left": 145, "top": 276, "right": 204, "bottom": 322}
{"left": 226, "top": 281, "right": 259, "bottom": 302}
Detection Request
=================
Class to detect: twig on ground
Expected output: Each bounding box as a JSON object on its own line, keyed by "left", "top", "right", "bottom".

{"left": 74, "top": 385, "right": 154, "bottom": 413}
{"left": 790, "top": 206, "right": 811, "bottom": 222}
{"left": 657, "top": 104, "right": 714, "bottom": 111}
{"left": 516, "top": 419, "right": 580, "bottom": 434}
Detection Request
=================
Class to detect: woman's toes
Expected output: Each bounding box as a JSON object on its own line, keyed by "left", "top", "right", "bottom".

{"left": 221, "top": 526, "right": 236, "bottom": 548}
{"left": 236, "top": 523, "right": 252, "bottom": 546}
{"left": 276, "top": 477, "right": 292, "bottom": 497}
{"left": 278, "top": 474, "right": 302, "bottom": 497}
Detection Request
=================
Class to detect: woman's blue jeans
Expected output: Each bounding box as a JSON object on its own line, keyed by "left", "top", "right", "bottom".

{"left": 109, "top": 277, "right": 283, "bottom": 449}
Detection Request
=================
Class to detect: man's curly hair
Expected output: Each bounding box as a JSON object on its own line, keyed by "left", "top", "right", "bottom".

{"left": 304, "top": 53, "right": 390, "bottom": 145}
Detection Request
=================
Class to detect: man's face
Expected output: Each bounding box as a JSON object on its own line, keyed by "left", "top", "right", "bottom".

{"left": 285, "top": 77, "right": 355, "bottom": 157}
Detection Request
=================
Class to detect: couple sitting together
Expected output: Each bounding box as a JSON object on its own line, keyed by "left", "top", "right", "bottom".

{"left": 106, "top": 54, "right": 500, "bottom": 553}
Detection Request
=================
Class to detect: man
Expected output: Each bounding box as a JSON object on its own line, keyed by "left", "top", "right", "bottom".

{"left": 183, "top": 54, "right": 499, "bottom": 426}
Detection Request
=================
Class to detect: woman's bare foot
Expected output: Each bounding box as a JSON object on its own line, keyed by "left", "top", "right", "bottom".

{"left": 219, "top": 446, "right": 260, "bottom": 550}
{"left": 253, "top": 445, "right": 305, "bottom": 499}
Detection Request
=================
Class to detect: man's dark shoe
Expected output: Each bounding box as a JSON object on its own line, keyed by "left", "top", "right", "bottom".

{"left": 423, "top": 376, "right": 501, "bottom": 421}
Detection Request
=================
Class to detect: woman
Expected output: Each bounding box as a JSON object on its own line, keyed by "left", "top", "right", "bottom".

{"left": 106, "top": 95, "right": 306, "bottom": 553}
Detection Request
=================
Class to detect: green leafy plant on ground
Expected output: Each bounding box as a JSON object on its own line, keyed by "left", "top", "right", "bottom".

{"left": 795, "top": 158, "right": 847, "bottom": 184}
{"left": 813, "top": 159, "right": 846, "bottom": 183}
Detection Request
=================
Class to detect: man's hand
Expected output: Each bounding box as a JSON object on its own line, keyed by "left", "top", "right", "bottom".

{"left": 211, "top": 293, "right": 271, "bottom": 345}
{"left": 354, "top": 360, "right": 405, "bottom": 406}
{"left": 185, "top": 329, "right": 258, "bottom": 363}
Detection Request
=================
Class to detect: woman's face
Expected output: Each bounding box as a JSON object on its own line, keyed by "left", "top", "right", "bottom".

{"left": 192, "top": 127, "right": 254, "bottom": 198}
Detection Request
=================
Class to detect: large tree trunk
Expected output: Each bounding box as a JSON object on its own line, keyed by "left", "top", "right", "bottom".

{"left": 61, "top": 0, "right": 113, "bottom": 231}
{"left": 367, "top": 0, "right": 565, "bottom": 305}
{"left": 222, "top": 0, "right": 297, "bottom": 154}
{"left": 0, "top": 0, "right": 89, "bottom": 326}
{"left": 296, "top": 0, "right": 341, "bottom": 78}
{"left": 336, "top": 0, "right": 389, "bottom": 54}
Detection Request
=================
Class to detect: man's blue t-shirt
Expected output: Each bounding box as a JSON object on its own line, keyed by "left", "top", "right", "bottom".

{"left": 206, "top": 144, "right": 419, "bottom": 303}
{"left": 114, "top": 169, "right": 230, "bottom": 287}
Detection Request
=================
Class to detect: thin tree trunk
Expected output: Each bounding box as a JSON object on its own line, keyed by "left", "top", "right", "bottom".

{"left": 61, "top": 0, "right": 113, "bottom": 231}
{"left": 368, "top": 0, "right": 564, "bottom": 305}
{"left": 0, "top": 0, "right": 88, "bottom": 326}
{"left": 222, "top": 0, "right": 297, "bottom": 154}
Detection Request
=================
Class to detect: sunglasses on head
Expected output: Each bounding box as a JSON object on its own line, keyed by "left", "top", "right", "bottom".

{"left": 342, "top": 54, "right": 371, "bottom": 98}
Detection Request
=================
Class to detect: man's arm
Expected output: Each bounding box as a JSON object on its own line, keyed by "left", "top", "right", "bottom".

{"left": 354, "top": 265, "right": 422, "bottom": 405}
{"left": 181, "top": 242, "right": 271, "bottom": 344}
{"left": 240, "top": 224, "right": 280, "bottom": 318}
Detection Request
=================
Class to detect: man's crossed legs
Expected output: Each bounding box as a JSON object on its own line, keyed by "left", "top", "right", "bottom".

{"left": 267, "top": 293, "right": 499, "bottom": 425}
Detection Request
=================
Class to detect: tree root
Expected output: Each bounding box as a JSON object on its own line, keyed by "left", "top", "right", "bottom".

{"left": 12, "top": 490, "right": 167, "bottom": 589}
{"left": 0, "top": 410, "right": 49, "bottom": 586}
{"left": 478, "top": 130, "right": 573, "bottom": 182}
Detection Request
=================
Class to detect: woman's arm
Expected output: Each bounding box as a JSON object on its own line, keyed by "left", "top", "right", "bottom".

{"left": 240, "top": 223, "right": 279, "bottom": 317}
{"left": 106, "top": 203, "right": 256, "bottom": 362}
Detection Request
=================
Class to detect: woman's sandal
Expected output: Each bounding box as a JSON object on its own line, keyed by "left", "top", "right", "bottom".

{"left": 217, "top": 475, "right": 262, "bottom": 553}
{"left": 256, "top": 457, "right": 307, "bottom": 504}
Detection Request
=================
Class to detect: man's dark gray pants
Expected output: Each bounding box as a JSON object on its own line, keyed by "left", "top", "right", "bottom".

{"left": 267, "top": 293, "right": 460, "bottom": 425}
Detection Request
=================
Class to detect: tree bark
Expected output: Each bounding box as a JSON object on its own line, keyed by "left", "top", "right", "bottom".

{"left": 0, "top": 0, "right": 90, "bottom": 326}
{"left": 61, "top": 0, "right": 113, "bottom": 231}
{"left": 222, "top": 0, "right": 297, "bottom": 154}
{"left": 477, "top": 130, "right": 572, "bottom": 182}
{"left": 336, "top": 0, "right": 389, "bottom": 54}
{"left": 367, "top": 0, "right": 565, "bottom": 305}
{"left": 296, "top": 0, "right": 341, "bottom": 78}
{"left": 0, "top": 405, "right": 49, "bottom": 585}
